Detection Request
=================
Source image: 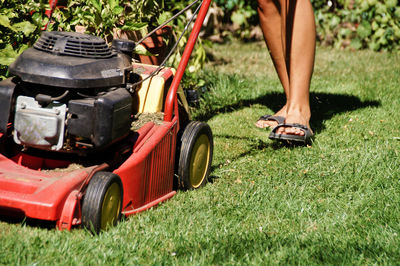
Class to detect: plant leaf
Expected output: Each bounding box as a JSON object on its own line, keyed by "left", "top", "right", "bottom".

{"left": 157, "top": 11, "right": 173, "bottom": 25}
{"left": 108, "top": 0, "right": 119, "bottom": 10}
{"left": 112, "top": 6, "right": 124, "bottom": 15}
{"left": 134, "top": 44, "right": 154, "bottom": 56}
{"left": 231, "top": 11, "right": 246, "bottom": 26}
{"left": 121, "top": 21, "right": 147, "bottom": 31}
{"left": 12, "top": 21, "right": 36, "bottom": 36}
{"left": 350, "top": 38, "right": 363, "bottom": 50}
{"left": 0, "top": 44, "right": 19, "bottom": 66}
{"left": 357, "top": 20, "right": 372, "bottom": 39}
{"left": 89, "top": 0, "right": 102, "bottom": 13}
{"left": 0, "top": 14, "right": 15, "bottom": 31}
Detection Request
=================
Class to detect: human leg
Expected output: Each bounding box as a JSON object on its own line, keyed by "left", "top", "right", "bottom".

{"left": 277, "top": 0, "right": 316, "bottom": 136}
{"left": 255, "top": 0, "right": 290, "bottom": 128}
{"left": 256, "top": 0, "right": 316, "bottom": 137}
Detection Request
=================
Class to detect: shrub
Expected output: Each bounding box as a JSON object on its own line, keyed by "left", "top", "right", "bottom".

{"left": 0, "top": 0, "right": 45, "bottom": 79}
{"left": 214, "top": 0, "right": 400, "bottom": 52}
{"left": 314, "top": 0, "right": 400, "bottom": 51}
{"left": 213, "top": 0, "right": 258, "bottom": 39}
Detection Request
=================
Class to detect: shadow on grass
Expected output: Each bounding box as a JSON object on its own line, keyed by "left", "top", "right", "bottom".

{"left": 198, "top": 91, "right": 380, "bottom": 183}
{"left": 0, "top": 214, "right": 56, "bottom": 230}
{"left": 207, "top": 134, "right": 278, "bottom": 183}
{"left": 208, "top": 133, "right": 305, "bottom": 179}
{"left": 196, "top": 92, "right": 380, "bottom": 133}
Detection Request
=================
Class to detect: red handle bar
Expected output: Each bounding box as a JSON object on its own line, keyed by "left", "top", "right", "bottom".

{"left": 164, "top": 0, "right": 212, "bottom": 122}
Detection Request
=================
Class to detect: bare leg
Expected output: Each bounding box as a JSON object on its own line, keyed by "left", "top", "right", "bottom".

{"left": 255, "top": 0, "right": 289, "bottom": 128}
{"left": 256, "top": 0, "right": 315, "bottom": 137}
{"left": 278, "top": 0, "right": 315, "bottom": 136}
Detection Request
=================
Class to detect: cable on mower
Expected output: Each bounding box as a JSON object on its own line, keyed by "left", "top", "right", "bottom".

{"left": 130, "top": 0, "right": 203, "bottom": 88}
{"left": 44, "top": 0, "right": 204, "bottom": 93}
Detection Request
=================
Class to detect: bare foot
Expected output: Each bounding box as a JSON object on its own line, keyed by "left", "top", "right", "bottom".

{"left": 255, "top": 105, "right": 287, "bottom": 129}
{"left": 275, "top": 107, "right": 312, "bottom": 136}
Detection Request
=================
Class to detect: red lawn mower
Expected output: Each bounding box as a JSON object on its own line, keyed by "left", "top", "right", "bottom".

{"left": 0, "top": 0, "right": 213, "bottom": 233}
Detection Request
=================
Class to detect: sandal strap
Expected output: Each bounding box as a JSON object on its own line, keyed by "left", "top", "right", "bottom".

{"left": 271, "top": 123, "right": 312, "bottom": 137}
{"left": 258, "top": 115, "right": 285, "bottom": 124}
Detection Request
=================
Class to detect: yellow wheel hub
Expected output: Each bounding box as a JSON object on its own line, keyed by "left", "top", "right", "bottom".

{"left": 100, "top": 182, "right": 121, "bottom": 230}
{"left": 189, "top": 134, "right": 211, "bottom": 188}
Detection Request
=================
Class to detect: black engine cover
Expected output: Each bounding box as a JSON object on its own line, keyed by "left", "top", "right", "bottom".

{"left": 8, "top": 32, "right": 132, "bottom": 89}
{"left": 67, "top": 88, "right": 132, "bottom": 148}
{"left": 0, "top": 78, "right": 17, "bottom": 133}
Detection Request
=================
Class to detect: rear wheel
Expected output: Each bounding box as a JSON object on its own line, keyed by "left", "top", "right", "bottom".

{"left": 177, "top": 121, "right": 213, "bottom": 190}
{"left": 82, "top": 171, "right": 123, "bottom": 234}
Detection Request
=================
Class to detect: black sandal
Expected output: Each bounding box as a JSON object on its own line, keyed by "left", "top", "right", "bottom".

{"left": 269, "top": 123, "right": 314, "bottom": 144}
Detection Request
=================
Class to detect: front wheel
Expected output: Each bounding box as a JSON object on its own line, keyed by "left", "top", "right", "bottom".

{"left": 82, "top": 171, "right": 123, "bottom": 234}
{"left": 177, "top": 121, "right": 213, "bottom": 190}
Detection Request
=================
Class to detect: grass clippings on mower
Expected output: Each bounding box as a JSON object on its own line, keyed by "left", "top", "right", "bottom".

{"left": 131, "top": 112, "right": 164, "bottom": 131}
{"left": 42, "top": 163, "right": 85, "bottom": 173}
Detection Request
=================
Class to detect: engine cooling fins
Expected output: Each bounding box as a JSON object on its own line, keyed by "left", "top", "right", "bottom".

{"left": 34, "top": 31, "right": 114, "bottom": 59}
{"left": 9, "top": 31, "right": 132, "bottom": 88}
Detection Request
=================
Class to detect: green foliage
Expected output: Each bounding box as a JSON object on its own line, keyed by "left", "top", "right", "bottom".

{"left": 214, "top": 0, "right": 258, "bottom": 39}
{"left": 314, "top": 0, "right": 400, "bottom": 51}
{"left": 214, "top": 0, "right": 258, "bottom": 24}
{"left": 159, "top": 0, "right": 212, "bottom": 89}
{"left": 68, "top": 0, "right": 157, "bottom": 39}
{"left": 1, "top": 43, "right": 400, "bottom": 265}
{"left": 0, "top": 0, "right": 49, "bottom": 79}
{"left": 214, "top": 0, "right": 400, "bottom": 51}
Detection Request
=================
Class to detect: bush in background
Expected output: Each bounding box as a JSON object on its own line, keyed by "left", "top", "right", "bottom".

{"left": 315, "top": 0, "right": 400, "bottom": 51}
{"left": 213, "top": 0, "right": 258, "bottom": 39}
{"left": 213, "top": 0, "right": 400, "bottom": 52}
{"left": 0, "top": 0, "right": 46, "bottom": 79}
{"left": 1, "top": 0, "right": 399, "bottom": 79}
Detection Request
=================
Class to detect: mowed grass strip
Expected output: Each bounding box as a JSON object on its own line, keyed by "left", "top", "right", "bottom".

{"left": 0, "top": 41, "right": 399, "bottom": 264}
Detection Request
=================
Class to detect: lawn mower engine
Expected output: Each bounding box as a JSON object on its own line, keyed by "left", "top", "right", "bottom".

{"left": 0, "top": 31, "right": 137, "bottom": 153}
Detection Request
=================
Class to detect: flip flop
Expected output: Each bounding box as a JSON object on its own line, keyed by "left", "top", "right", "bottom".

{"left": 256, "top": 115, "right": 285, "bottom": 128}
{"left": 269, "top": 123, "right": 314, "bottom": 144}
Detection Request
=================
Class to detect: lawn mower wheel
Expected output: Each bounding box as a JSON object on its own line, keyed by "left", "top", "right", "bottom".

{"left": 82, "top": 171, "right": 123, "bottom": 234}
{"left": 177, "top": 121, "right": 213, "bottom": 190}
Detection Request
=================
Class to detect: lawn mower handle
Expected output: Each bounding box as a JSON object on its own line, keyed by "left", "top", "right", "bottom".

{"left": 164, "top": 0, "right": 212, "bottom": 122}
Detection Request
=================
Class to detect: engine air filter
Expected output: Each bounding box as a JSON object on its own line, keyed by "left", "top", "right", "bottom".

{"left": 33, "top": 31, "right": 114, "bottom": 59}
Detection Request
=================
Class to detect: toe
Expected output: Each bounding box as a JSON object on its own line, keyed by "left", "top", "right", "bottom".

{"left": 255, "top": 120, "right": 278, "bottom": 129}
{"left": 276, "top": 125, "right": 305, "bottom": 136}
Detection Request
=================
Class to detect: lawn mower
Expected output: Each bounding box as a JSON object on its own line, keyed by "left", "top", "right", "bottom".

{"left": 0, "top": 0, "right": 213, "bottom": 233}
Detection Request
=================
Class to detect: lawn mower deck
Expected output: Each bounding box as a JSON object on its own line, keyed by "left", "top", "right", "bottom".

{"left": 0, "top": 116, "right": 179, "bottom": 231}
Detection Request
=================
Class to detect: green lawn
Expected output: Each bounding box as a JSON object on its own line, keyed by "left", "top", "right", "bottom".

{"left": 1, "top": 41, "right": 400, "bottom": 264}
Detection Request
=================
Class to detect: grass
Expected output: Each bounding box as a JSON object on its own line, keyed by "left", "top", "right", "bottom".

{"left": 1, "top": 41, "right": 400, "bottom": 264}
